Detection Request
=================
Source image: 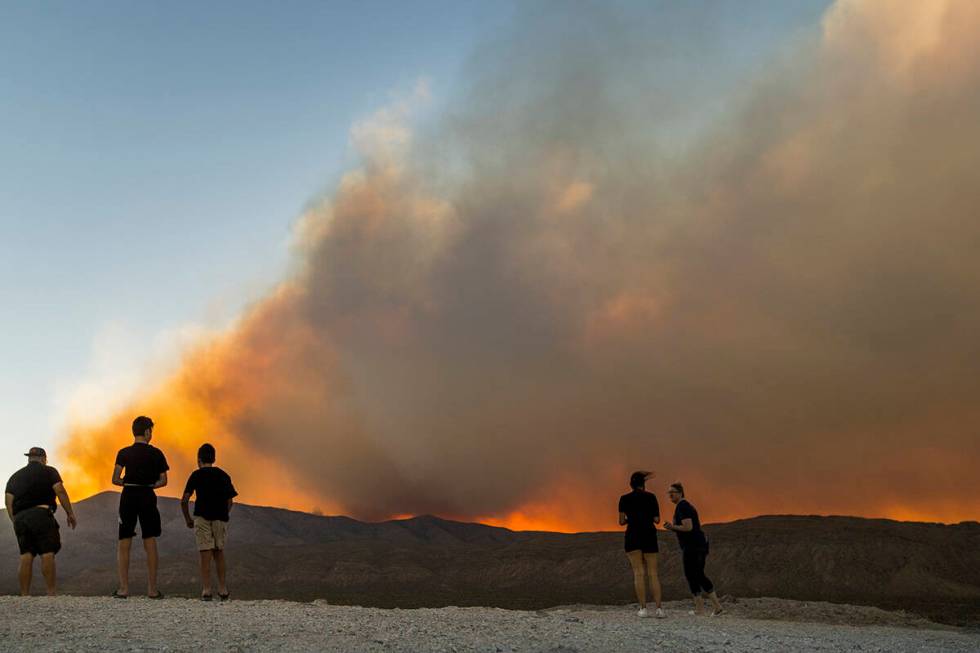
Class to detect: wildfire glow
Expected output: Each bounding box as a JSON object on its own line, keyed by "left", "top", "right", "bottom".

{"left": 55, "top": 0, "right": 980, "bottom": 530}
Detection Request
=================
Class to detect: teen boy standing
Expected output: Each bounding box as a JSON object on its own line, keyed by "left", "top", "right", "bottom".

{"left": 112, "top": 415, "right": 168, "bottom": 599}
{"left": 181, "top": 443, "right": 237, "bottom": 600}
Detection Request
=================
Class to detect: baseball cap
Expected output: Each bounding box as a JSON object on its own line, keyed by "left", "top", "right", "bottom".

{"left": 24, "top": 447, "right": 47, "bottom": 458}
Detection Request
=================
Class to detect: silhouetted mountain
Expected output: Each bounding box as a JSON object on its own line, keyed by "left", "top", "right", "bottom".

{"left": 1, "top": 492, "right": 977, "bottom": 625}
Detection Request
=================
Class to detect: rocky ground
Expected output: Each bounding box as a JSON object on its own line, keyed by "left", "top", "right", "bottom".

{"left": 0, "top": 596, "right": 976, "bottom": 652}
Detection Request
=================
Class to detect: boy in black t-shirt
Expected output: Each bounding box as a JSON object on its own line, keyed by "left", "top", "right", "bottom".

{"left": 181, "top": 443, "right": 238, "bottom": 600}
{"left": 112, "top": 416, "right": 169, "bottom": 599}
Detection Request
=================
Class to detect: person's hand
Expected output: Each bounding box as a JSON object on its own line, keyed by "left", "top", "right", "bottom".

{"left": 663, "top": 522, "right": 673, "bottom": 531}
{"left": 185, "top": 519, "right": 194, "bottom": 529}
{"left": 67, "top": 513, "right": 77, "bottom": 529}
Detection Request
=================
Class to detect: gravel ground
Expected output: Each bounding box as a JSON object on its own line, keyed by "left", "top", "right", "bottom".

{"left": 0, "top": 596, "right": 976, "bottom": 652}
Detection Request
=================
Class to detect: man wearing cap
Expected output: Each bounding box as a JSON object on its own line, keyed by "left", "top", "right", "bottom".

{"left": 112, "top": 415, "right": 169, "bottom": 599}
{"left": 4, "top": 447, "right": 78, "bottom": 596}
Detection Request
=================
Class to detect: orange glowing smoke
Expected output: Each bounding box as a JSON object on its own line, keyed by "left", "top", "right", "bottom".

{"left": 58, "top": 285, "right": 332, "bottom": 513}
{"left": 56, "top": 0, "right": 980, "bottom": 531}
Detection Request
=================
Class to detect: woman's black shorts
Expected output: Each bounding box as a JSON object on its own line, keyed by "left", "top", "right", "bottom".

{"left": 624, "top": 528, "right": 658, "bottom": 553}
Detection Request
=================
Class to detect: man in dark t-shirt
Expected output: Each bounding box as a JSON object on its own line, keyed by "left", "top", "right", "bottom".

{"left": 670, "top": 497, "right": 706, "bottom": 551}
{"left": 4, "top": 447, "right": 78, "bottom": 595}
{"left": 181, "top": 443, "right": 237, "bottom": 600}
{"left": 664, "top": 482, "right": 723, "bottom": 615}
{"left": 111, "top": 415, "right": 169, "bottom": 599}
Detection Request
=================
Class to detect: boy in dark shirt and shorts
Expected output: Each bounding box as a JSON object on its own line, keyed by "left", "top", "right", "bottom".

{"left": 112, "top": 415, "right": 169, "bottom": 599}
{"left": 181, "top": 443, "right": 237, "bottom": 600}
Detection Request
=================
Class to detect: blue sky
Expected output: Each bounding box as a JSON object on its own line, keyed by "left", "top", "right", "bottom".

{"left": 0, "top": 1, "right": 829, "bottom": 489}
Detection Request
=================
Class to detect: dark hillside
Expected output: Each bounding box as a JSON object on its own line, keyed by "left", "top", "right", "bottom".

{"left": 1, "top": 493, "right": 976, "bottom": 625}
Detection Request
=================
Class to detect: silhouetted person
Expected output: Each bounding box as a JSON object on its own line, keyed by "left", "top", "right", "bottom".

{"left": 618, "top": 470, "right": 664, "bottom": 618}
{"left": 181, "top": 443, "right": 237, "bottom": 601}
{"left": 112, "top": 415, "right": 168, "bottom": 598}
{"left": 664, "top": 482, "right": 723, "bottom": 616}
{"left": 4, "top": 447, "right": 77, "bottom": 595}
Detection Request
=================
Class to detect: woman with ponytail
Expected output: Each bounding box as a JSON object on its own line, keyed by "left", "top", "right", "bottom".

{"left": 617, "top": 470, "right": 664, "bottom": 618}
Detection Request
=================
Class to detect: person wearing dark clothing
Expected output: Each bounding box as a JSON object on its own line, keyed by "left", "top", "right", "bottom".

{"left": 181, "top": 443, "right": 238, "bottom": 600}
{"left": 4, "top": 447, "right": 77, "bottom": 595}
{"left": 111, "top": 416, "right": 169, "bottom": 599}
{"left": 664, "top": 482, "right": 723, "bottom": 616}
{"left": 617, "top": 470, "right": 664, "bottom": 618}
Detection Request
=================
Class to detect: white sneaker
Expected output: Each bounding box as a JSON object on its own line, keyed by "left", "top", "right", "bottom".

{"left": 655, "top": 608, "right": 666, "bottom": 619}
{"left": 637, "top": 608, "right": 650, "bottom": 618}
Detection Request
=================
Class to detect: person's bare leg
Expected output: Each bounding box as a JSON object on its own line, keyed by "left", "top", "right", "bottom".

{"left": 199, "top": 550, "right": 212, "bottom": 596}
{"left": 40, "top": 553, "right": 56, "bottom": 596}
{"left": 18, "top": 553, "right": 34, "bottom": 596}
{"left": 117, "top": 538, "right": 132, "bottom": 595}
{"left": 642, "top": 553, "right": 662, "bottom": 609}
{"left": 143, "top": 537, "right": 159, "bottom": 596}
{"left": 213, "top": 549, "right": 227, "bottom": 595}
{"left": 706, "top": 590, "right": 723, "bottom": 614}
{"left": 626, "top": 550, "right": 647, "bottom": 609}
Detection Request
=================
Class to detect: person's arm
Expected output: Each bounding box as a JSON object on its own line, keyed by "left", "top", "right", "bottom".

{"left": 180, "top": 492, "right": 194, "bottom": 528}
{"left": 618, "top": 511, "right": 627, "bottom": 526}
{"left": 4, "top": 493, "right": 14, "bottom": 523}
{"left": 180, "top": 473, "right": 195, "bottom": 527}
{"left": 53, "top": 482, "right": 77, "bottom": 529}
{"left": 227, "top": 479, "right": 238, "bottom": 515}
{"left": 665, "top": 518, "right": 693, "bottom": 532}
{"left": 153, "top": 452, "right": 170, "bottom": 489}
{"left": 112, "top": 450, "right": 126, "bottom": 486}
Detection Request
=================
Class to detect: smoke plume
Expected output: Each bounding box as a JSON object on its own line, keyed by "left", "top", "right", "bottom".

{"left": 60, "top": 0, "right": 980, "bottom": 529}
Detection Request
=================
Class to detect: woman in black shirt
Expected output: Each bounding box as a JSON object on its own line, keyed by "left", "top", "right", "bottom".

{"left": 617, "top": 471, "right": 664, "bottom": 618}
{"left": 664, "top": 482, "right": 723, "bottom": 616}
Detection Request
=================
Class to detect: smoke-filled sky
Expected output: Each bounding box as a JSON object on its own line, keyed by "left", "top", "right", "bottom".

{"left": 6, "top": 1, "right": 980, "bottom": 531}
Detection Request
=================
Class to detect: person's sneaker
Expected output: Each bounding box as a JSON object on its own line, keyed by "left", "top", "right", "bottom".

{"left": 655, "top": 608, "right": 666, "bottom": 619}
{"left": 637, "top": 608, "right": 650, "bottom": 618}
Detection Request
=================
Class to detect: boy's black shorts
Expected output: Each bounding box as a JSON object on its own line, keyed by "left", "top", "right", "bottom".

{"left": 13, "top": 506, "right": 61, "bottom": 556}
{"left": 118, "top": 487, "right": 162, "bottom": 539}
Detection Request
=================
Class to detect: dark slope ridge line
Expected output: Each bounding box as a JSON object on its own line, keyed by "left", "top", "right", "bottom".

{"left": 1, "top": 491, "right": 977, "bottom": 626}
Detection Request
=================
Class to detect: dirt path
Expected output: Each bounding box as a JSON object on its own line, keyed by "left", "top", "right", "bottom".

{"left": 0, "top": 596, "right": 975, "bottom": 652}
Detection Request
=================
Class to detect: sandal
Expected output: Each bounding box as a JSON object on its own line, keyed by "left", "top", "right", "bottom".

{"left": 218, "top": 592, "right": 230, "bottom": 601}
{"left": 201, "top": 594, "right": 213, "bottom": 601}
{"left": 147, "top": 591, "right": 165, "bottom": 600}
{"left": 112, "top": 589, "right": 128, "bottom": 599}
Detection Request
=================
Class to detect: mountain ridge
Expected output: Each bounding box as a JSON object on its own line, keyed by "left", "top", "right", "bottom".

{"left": 1, "top": 492, "right": 977, "bottom": 626}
